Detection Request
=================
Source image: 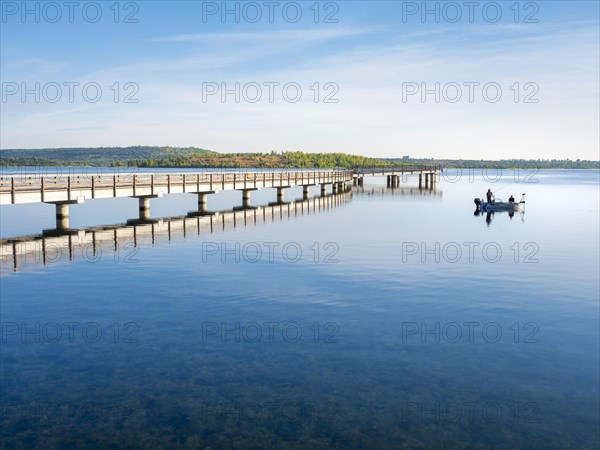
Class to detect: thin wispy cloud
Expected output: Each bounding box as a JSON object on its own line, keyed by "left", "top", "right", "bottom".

{"left": 152, "top": 28, "right": 371, "bottom": 43}
{"left": 60, "top": 126, "right": 108, "bottom": 132}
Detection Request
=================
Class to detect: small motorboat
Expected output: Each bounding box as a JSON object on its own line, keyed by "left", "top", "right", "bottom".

{"left": 474, "top": 194, "right": 525, "bottom": 212}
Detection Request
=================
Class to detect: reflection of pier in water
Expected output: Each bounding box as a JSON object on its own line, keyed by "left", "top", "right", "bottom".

{"left": 1, "top": 191, "right": 352, "bottom": 273}
{"left": 353, "top": 185, "right": 442, "bottom": 199}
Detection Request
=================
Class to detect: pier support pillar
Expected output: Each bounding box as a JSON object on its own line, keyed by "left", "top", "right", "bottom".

{"left": 332, "top": 183, "right": 339, "bottom": 194}
{"left": 303, "top": 185, "right": 310, "bottom": 200}
{"left": 419, "top": 174, "right": 423, "bottom": 189}
{"left": 358, "top": 177, "right": 363, "bottom": 186}
{"left": 241, "top": 189, "right": 255, "bottom": 208}
{"left": 321, "top": 184, "right": 328, "bottom": 196}
{"left": 55, "top": 203, "right": 70, "bottom": 230}
{"left": 131, "top": 195, "right": 160, "bottom": 221}
{"left": 277, "top": 187, "right": 286, "bottom": 203}
{"left": 197, "top": 191, "right": 215, "bottom": 213}
{"left": 138, "top": 197, "right": 150, "bottom": 220}
{"left": 46, "top": 199, "right": 83, "bottom": 231}
{"left": 243, "top": 190, "right": 251, "bottom": 208}
{"left": 198, "top": 192, "right": 208, "bottom": 213}
{"left": 132, "top": 195, "right": 160, "bottom": 221}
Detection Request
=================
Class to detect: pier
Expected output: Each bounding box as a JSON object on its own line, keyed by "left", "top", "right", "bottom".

{"left": 0, "top": 166, "right": 442, "bottom": 230}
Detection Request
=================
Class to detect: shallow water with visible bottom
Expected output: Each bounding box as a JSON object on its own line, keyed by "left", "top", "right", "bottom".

{"left": 1, "top": 169, "right": 598, "bottom": 449}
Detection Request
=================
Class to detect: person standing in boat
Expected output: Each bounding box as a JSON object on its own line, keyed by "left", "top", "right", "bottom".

{"left": 509, "top": 195, "right": 515, "bottom": 203}
{"left": 486, "top": 189, "right": 494, "bottom": 204}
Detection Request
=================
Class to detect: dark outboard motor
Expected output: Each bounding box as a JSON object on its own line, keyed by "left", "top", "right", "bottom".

{"left": 474, "top": 198, "right": 482, "bottom": 216}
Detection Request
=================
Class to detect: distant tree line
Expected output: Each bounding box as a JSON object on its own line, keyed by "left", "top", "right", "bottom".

{"left": 0, "top": 147, "right": 597, "bottom": 169}
{"left": 386, "top": 158, "right": 599, "bottom": 170}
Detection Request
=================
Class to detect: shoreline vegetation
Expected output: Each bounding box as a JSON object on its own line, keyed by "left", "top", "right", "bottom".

{"left": 0, "top": 146, "right": 598, "bottom": 169}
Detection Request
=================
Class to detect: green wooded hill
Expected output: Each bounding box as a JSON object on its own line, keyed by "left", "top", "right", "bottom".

{"left": 120, "top": 151, "right": 397, "bottom": 169}
{"left": 0, "top": 146, "right": 214, "bottom": 166}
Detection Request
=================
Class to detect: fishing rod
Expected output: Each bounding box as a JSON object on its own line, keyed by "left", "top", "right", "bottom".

{"left": 485, "top": 185, "right": 526, "bottom": 204}
{"left": 490, "top": 185, "right": 525, "bottom": 199}
{"left": 491, "top": 185, "right": 509, "bottom": 196}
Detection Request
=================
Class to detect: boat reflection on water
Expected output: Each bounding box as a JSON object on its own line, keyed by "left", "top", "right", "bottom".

{"left": 474, "top": 207, "right": 525, "bottom": 226}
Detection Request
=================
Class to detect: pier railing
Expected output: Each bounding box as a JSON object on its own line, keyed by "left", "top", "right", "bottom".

{"left": 0, "top": 165, "right": 443, "bottom": 210}
{"left": 351, "top": 164, "right": 443, "bottom": 175}
{"left": 0, "top": 170, "right": 356, "bottom": 204}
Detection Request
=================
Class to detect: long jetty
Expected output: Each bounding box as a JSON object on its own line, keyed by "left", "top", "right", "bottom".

{"left": 0, "top": 166, "right": 442, "bottom": 230}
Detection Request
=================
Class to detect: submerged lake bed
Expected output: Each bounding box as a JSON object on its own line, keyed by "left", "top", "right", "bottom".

{"left": 1, "top": 169, "right": 598, "bottom": 449}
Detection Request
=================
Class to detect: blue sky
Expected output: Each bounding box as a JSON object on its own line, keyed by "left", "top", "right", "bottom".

{"left": 1, "top": 1, "right": 598, "bottom": 159}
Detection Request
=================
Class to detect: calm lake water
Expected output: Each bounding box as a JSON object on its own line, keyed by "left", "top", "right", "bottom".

{"left": 1, "top": 168, "right": 598, "bottom": 449}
